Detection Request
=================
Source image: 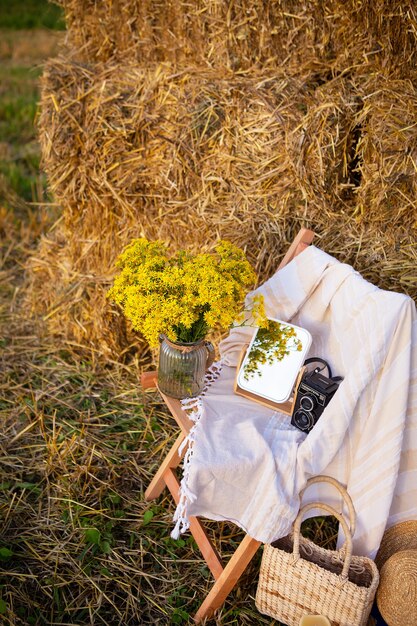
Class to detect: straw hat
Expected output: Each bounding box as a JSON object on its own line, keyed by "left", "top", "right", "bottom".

{"left": 376, "top": 549, "right": 417, "bottom": 626}
{"left": 375, "top": 520, "right": 417, "bottom": 570}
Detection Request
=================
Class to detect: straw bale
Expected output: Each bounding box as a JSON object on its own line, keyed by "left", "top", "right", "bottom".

{"left": 54, "top": 0, "right": 417, "bottom": 76}
{"left": 31, "top": 58, "right": 417, "bottom": 358}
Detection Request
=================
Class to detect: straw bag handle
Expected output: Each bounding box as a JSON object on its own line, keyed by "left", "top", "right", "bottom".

{"left": 293, "top": 501, "right": 353, "bottom": 582}
{"left": 299, "top": 475, "right": 356, "bottom": 537}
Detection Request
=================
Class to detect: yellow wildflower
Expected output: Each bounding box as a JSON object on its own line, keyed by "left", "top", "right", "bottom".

{"left": 107, "top": 238, "right": 264, "bottom": 347}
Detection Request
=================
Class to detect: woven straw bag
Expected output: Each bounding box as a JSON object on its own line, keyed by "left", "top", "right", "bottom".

{"left": 255, "top": 476, "right": 379, "bottom": 626}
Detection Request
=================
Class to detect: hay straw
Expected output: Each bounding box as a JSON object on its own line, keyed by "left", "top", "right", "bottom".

{"left": 30, "top": 57, "right": 417, "bottom": 357}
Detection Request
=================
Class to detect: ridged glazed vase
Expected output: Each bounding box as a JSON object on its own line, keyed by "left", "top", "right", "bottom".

{"left": 157, "top": 334, "right": 215, "bottom": 399}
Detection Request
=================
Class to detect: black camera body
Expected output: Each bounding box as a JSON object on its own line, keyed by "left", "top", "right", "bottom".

{"left": 291, "top": 365, "right": 341, "bottom": 433}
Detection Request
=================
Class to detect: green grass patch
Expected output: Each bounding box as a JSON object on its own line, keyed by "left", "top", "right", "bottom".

{"left": 0, "top": 0, "right": 65, "bottom": 30}
{"left": 0, "top": 66, "right": 40, "bottom": 142}
{"left": 0, "top": 64, "right": 49, "bottom": 203}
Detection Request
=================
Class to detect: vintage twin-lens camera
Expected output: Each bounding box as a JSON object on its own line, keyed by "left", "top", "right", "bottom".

{"left": 291, "top": 358, "right": 343, "bottom": 433}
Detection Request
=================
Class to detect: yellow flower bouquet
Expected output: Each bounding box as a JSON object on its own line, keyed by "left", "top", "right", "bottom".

{"left": 108, "top": 238, "right": 262, "bottom": 346}
{"left": 108, "top": 238, "right": 264, "bottom": 397}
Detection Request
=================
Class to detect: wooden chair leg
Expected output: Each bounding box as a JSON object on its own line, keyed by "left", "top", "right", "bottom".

{"left": 145, "top": 432, "right": 186, "bottom": 501}
{"left": 164, "top": 468, "right": 224, "bottom": 581}
{"left": 193, "top": 534, "right": 261, "bottom": 623}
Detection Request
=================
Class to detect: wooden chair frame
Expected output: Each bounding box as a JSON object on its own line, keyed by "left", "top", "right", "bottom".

{"left": 141, "top": 228, "right": 315, "bottom": 623}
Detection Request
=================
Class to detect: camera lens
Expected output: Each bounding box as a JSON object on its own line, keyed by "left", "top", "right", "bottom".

{"left": 300, "top": 394, "right": 316, "bottom": 411}
{"left": 293, "top": 410, "right": 315, "bottom": 432}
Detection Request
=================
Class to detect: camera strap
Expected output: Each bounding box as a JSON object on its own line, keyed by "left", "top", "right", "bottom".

{"left": 303, "top": 357, "right": 343, "bottom": 382}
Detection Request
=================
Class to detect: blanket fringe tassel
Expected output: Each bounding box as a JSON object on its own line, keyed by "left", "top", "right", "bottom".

{"left": 171, "top": 361, "right": 223, "bottom": 540}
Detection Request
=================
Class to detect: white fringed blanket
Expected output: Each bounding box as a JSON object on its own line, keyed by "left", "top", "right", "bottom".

{"left": 172, "top": 246, "right": 417, "bottom": 558}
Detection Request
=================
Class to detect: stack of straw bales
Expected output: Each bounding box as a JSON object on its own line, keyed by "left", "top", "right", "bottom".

{"left": 31, "top": 0, "right": 417, "bottom": 359}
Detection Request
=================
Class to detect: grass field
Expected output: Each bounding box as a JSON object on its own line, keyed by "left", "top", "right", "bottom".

{"left": 0, "top": 0, "right": 64, "bottom": 29}
{"left": 0, "top": 4, "right": 339, "bottom": 625}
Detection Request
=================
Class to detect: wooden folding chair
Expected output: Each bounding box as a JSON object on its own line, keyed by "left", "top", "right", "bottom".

{"left": 141, "top": 227, "right": 315, "bottom": 623}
